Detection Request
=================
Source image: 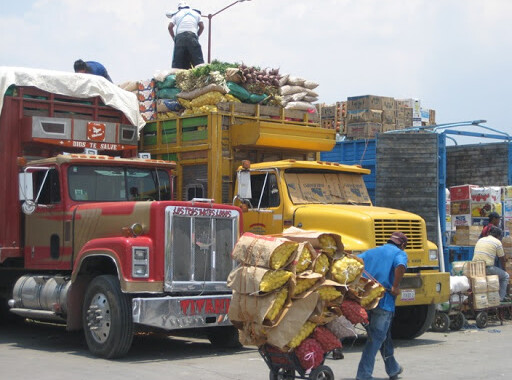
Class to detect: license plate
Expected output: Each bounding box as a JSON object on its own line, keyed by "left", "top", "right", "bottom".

{"left": 401, "top": 289, "right": 415, "bottom": 301}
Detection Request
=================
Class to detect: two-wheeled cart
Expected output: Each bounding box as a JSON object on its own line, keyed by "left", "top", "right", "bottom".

{"left": 258, "top": 344, "right": 335, "bottom": 380}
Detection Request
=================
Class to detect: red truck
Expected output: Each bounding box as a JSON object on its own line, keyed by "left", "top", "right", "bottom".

{"left": 0, "top": 67, "right": 242, "bottom": 358}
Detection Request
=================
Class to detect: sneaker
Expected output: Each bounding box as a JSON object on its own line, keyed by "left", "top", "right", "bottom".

{"left": 389, "top": 366, "right": 403, "bottom": 380}
{"left": 501, "top": 296, "right": 512, "bottom": 303}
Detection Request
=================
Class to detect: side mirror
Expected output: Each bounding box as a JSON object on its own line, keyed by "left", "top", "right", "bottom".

{"left": 19, "top": 172, "right": 36, "bottom": 215}
{"left": 237, "top": 170, "right": 252, "bottom": 199}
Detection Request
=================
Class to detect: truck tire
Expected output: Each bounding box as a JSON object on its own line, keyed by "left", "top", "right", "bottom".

{"left": 83, "top": 275, "right": 133, "bottom": 358}
{"left": 207, "top": 326, "right": 242, "bottom": 348}
{"left": 391, "top": 304, "right": 436, "bottom": 339}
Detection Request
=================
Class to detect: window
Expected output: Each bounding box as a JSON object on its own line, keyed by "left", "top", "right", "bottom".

{"left": 35, "top": 169, "right": 61, "bottom": 204}
{"left": 68, "top": 165, "right": 171, "bottom": 201}
{"left": 249, "top": 173, "right": 280, "bottom": 208}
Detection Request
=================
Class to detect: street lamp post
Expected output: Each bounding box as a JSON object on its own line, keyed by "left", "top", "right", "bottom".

{"left": 203, "top": 0, "right": 250, "bottom": 63}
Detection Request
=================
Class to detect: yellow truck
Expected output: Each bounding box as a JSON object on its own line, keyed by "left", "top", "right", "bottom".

{"left": 141, "top": 103, "right": 449, "bottom": 338}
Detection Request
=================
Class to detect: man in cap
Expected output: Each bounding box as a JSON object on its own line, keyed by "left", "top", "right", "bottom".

{"left": 167, "top": 1, "right": 205, "bottom": 69}
{"left": 479, "top": 211, "right": 501, "bottom": 238}
{"left": 356, "top": 231, "right": 408, "bottom": 380}
{"left": 73, "top": 59, "right": 112, "bottom": 82}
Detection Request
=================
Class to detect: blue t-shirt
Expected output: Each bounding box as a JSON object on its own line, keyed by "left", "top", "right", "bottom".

{"left": 359, "top": 243, "right": 408, "bottom": 312}
{"left": 86, "top": 61, "right": 112, "bottom": 82}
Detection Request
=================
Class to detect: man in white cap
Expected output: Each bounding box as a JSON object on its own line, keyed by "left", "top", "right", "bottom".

{"left": 167, "top": 1, "right": 205, "bottom": 69}
{"left": 356, "top": 231, "right": 408, "bottom": 380}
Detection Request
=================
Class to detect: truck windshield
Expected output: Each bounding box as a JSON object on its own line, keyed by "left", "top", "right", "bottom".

{"left": 284, "top": 171, "right": 371, "bottom": 205}
{"left": 68, "top": 165, "right": 172, "bottom": 201}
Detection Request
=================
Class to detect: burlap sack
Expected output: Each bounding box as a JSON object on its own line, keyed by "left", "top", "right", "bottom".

{"left": 229, "top": 288, "right": 292, "bottom": 326}
{"left": 227, "top": 265, "right": 293, "bottom": 294}
{"left": 265, "top": 293, "right": 319, "bottom": 351}
{"left": 177, "top": 83, "right": 228, "bottom": 100}
{"left": 282, "top": 227, "right": 344, "bottom": 256}
{"left": 232, "top": 232, "right": 298, "bottom": 270}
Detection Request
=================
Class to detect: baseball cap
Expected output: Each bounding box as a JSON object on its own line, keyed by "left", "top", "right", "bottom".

{"left": 389, "top": 231, "right": 408, "bottom": 247}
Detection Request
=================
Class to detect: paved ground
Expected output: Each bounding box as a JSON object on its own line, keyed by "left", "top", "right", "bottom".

{"left": 0, "top": 315, "right": 510, "bottom": 380}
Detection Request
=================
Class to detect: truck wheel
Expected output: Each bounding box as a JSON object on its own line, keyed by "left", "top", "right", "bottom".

{"left": 449, "top": 312, "right": 466, "bottom": 331}
{"left": 391, "top": 304, "right": 436, "bottom": 339}
{"left": 83, "top": 275, "right": 133, "bottom": 358}
{"left": 475, "top": 311, "right": 488, "bottom": 329}
{"left": 431, "top": 311, "right": 450, "bottom": 332}
{"left": 207, "top": 326, "right": 242, "bottom": 348}
{"left": 309, "top": 365, "right": 334, "bottom": 380}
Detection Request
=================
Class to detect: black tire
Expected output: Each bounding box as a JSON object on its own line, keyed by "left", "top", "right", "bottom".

{"left": 309, "top": 365, "right": 335, "bottom": 380}
{"left": 449, "top": 312, "right": 466, "bottom": 331}
{"left": 431, "top": 311, "right": 450, "bottom": 332}
{"left": 475, "top": 311, "right": 488, "bottom": 329}
{"left": 207, "top": 326, "right": 242, "bottom": 348}
{"left": 82, "top": 275, "right": 133, "bottom": 359}
{"left": 391, "top": 304, "right": 436, "bottom": 339}
{"left": 269, "top": 368, "right": 295, "bottom": 380}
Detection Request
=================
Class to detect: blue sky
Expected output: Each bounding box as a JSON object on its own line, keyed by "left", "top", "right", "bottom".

{"left": 1, "top": 0, "right": 511, "bottom": 144}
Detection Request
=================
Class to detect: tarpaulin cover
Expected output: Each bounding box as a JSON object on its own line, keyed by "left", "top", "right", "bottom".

{"left": 0, "top": 66, "right": 145, "bottom": 130}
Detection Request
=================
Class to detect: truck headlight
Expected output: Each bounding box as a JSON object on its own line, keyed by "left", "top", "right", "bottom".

{"left": 132, "top": 247, "right": 149, "bottom": 278}
{"left": 429, "top": 249, "right": 438, "bottom": 261}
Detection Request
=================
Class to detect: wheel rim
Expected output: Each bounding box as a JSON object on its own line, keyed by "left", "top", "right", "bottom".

{"left": 86, "top": 292, "right": 111, "bottom": 344}
{"left": 315, "top": 371, "right": 331, "bottom": 380}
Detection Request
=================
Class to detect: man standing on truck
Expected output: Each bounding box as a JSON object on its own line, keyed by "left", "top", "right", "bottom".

{"left": 166, "top": 1, "right": 205, "bottom": 69}
{"left": 356, "top": 231, "right": 408, "bottom": 380}
{"left": 73, "top": 60, "right": 113, "bottom": 82}
{"left": 473, "top": 226, "right": 511, "bottom": 302}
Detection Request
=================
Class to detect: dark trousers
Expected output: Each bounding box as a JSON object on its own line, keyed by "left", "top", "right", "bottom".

{"left": 172, "top": 32, "right": 204, "bottom": 69}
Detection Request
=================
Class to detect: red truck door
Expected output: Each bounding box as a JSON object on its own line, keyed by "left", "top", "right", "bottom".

{"left": 24, "top": 168, "right": 69, "bottom": 270}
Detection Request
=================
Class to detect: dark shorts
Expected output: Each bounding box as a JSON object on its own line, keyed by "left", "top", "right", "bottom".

{"left": 172, "top": 32, "right": 205, "bottom": 69}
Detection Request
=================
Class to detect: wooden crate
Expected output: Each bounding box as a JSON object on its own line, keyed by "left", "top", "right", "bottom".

{"left": 465, "top": 260, "right": 486, "bottom": 278}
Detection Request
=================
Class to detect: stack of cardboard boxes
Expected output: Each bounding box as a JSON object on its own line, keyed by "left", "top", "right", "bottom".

{"left": 345, "top": 95, "right": 396, "bottom": 139}
{"left": 452, "top": 261, "right": 500, "bottom": 308}
{"left": 317, "top": 101, "right": 346, "bottom": 132}
{"left": 450, "top": 185, "right": 502, "bottom": 245}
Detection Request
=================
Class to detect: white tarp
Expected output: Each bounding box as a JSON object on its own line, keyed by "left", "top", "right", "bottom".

{"left": 0, "top": 66, "right": 145, "bottom": 130}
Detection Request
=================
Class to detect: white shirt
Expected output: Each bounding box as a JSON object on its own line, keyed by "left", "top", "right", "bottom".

{"left": 170, "top": 8, "right": 201, "bottom": 35}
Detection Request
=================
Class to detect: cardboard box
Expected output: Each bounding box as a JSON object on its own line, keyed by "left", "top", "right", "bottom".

{"left": 382, "top": 124, "right": 396, "bottom": 133}
{"left": 420, "top": 109, "right": 430, "bottom": 123}
{"left": 381, "top": 97, "right": 396, "bottom": 111}
{"left": 450, "top": 184, "right": 477, "bottom": 201}
{"left": 451, "top": 200, "right": 471, "bottom": 215}
{"left": 452, "top": 214, "right": 472, "bottom": 227}
{"left": 502, "top": 185, "right": 512, "bottom": 201}
{"left": 454, "top": 226, "right": 483, "bottom": 246}
{"left": 470, "top": 187, "right": 501, "bottom": 203}
{"left": 429, "top": 109, "right": 436, "bottom": 125}
{"left": 347, "top": 95, "right": 383, "bottom": 111}
{"left": 487, "top": 291, "right": 500, "bottom": 307}
{"left": 504, "top": 200, "right": 512, "bottom": 218}
{"left": 346, "top": 122, "right": 382, "bottom": 139}
{"left": 347, "top": 109, "right": 383, "bottom": 123}
{"left": 471, "top": 202, "right": 502, "bottom": 218}
{"left": 471, "top": 217, "right": 488, "bottom": 226}
{"left": 382, "top": 110, "right": 396, "bottom": 124}
{"left": 473, "top": 293, "right": 488, "bottom": 309}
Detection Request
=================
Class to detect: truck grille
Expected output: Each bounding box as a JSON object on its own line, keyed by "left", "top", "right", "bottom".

{"left": 164, "top": 205, "right": 240, "bottom": 294}
{"left": 374, "top": 219, "right": 423, "bottom": 250}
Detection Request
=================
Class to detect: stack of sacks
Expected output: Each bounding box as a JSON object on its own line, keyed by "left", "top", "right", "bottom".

{"left": 227, "top": 228, "right": 385, "bottom": 372}
{"left": 279, "top": 75, "right": 319, "bottom": 112}
{"left": 153, "top": 69, "right": 182, "bottom": 119}
{"left": 119, "top": 79, "right": 156, "bottom": 121}
{"left": 174, "top": 62, "right": 232, "bottom": 115}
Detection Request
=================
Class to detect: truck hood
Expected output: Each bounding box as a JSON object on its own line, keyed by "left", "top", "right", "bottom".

{"left": 291, "top": 203, "right": 426, "bottom": 253}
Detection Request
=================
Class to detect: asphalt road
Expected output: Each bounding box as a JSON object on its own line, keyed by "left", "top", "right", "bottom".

{"left": 0, "top": 317, "right": 510, "bottom": 380}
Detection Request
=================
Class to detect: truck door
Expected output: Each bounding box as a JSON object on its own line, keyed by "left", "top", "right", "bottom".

{"left": 244, "top": 172, "right": 284, "bottom": 235}
{"left": 24, "top": 168, "right": 68, "bottom": 269}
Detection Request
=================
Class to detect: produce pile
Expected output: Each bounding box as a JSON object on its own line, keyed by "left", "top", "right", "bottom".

{"left": 227, "top": 228, "right": 385, "bottom": 372}
{"left": 120, "top": 61, "right": 320, "bottom": 120}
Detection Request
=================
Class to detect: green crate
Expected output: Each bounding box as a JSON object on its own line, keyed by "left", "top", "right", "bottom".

{"left": 161, "top": 153, "right": 177, "bottom": 161}
{"left": 182, "top": 116, "right": 207, "bottom": 128}
{"left": 183, "top": 129, "right": 207, "bottom": 141}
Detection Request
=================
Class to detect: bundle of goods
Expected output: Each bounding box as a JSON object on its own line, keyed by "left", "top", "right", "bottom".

{"left": 119, "top": 79, "right": 157, "bottom": 122}
{"left": 227, "top": 228, "right": 384, "bottom": 374}
{"left": 279, "top": 74, "right": 319, "bottom": 112}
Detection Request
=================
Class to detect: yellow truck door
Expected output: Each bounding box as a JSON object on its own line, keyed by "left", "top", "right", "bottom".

{"left": 243, "top": 171, "right": 284, "bottom": 235}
